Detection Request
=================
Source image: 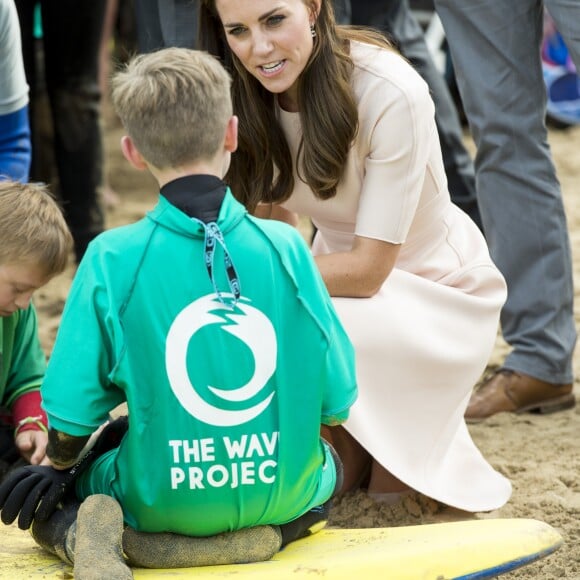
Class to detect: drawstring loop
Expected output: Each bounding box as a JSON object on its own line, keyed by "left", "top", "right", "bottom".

{"left": 203, "top": 222, "right": 240, "bottom": 307}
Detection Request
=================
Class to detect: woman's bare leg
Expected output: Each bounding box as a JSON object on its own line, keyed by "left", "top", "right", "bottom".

{"left": 321, "top": 425, "right": 371, "bottom": 493}
{"left": 367, "top": 460, "right": 410, "bottom": 495}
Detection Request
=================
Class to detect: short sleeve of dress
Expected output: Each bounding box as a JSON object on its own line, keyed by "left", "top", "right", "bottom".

{"left": 353, "top": 47, "right": 436, "bottom": 244}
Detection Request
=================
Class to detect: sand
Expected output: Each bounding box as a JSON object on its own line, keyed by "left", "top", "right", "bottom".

{"left": 32, "top": 109, "right": 580, "bottom": 578}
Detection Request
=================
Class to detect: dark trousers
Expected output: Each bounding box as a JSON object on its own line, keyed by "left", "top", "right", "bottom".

{"left": 332, "top": 0, "right": 352, "bottom": 24}
{"left": 14, "top": 0, "right": 107, "bottom": 261}
{"left": 134, "top": 0, "right": 197, "bottom": 52}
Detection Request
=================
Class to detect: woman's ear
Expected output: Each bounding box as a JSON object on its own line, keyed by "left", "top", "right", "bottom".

{"left": 120, "top": 135, "right": 148, "bottom": 170}
{"left": 310, "top": 0, "right": 322, "bottom": 21}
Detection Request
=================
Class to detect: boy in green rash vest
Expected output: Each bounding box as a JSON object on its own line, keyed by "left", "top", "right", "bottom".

{"left": 0, "top": 181, "right": 73, "bottom": 479}
{"left": 0, "top": 48, "right": 357, "bottom": 577}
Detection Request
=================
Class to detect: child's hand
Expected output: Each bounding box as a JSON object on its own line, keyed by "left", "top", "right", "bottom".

{"left": 0, "top": 464, "right": 80, "bottom": 529}
{"left": 15, "top": 429, "right": 48, "bottom": 465}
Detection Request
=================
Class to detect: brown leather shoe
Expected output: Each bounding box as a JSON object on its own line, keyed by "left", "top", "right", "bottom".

{"left": 466, "top": 369, "right": 575, "bottom": 423}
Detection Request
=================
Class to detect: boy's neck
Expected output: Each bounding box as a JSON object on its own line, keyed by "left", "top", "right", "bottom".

{"left": 160, "top": 175, "right": 227, "bottom": 223}
{"left": 152, "top": 157, "right": 228, "bottom": 189}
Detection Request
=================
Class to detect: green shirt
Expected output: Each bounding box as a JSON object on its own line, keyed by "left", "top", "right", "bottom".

{"left": 1, "top": 305, "right": 45, "bottom": 409}
{"left": 42, "top": 191, "right": 357, "bottom": 536}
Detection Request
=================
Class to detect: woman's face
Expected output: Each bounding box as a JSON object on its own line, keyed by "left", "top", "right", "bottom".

{"left": 214, "top": 0, "right": 318, "bottom": 111}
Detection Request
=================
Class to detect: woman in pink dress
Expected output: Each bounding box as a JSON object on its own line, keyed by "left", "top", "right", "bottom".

{"left": 199, "top": 0, "right": 511, "bottom": 511}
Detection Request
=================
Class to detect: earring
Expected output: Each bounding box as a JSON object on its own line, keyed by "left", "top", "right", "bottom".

{"left": 310, "top": 23, "right": 317, "bottom": 38}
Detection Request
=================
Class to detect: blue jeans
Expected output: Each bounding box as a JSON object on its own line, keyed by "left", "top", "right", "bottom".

{"left": 434, "top": 0, "right": 579, "bottom": 383}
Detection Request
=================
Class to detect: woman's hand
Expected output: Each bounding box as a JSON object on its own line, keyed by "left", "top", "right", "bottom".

{"left": 315, "top": 235, "right": 400, "bottom": 298}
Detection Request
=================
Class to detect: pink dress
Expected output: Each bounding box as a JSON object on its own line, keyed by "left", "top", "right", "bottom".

{"left": 277, "top": 42, "right": 511, "bottom": 511}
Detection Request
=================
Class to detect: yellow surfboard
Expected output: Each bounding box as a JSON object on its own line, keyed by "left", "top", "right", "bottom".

{"left": 1, "top": 518, "right": 562, "bottom": 579}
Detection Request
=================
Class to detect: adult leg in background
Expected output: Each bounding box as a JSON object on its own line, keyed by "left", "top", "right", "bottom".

{"left": 134, "top": 0, "right": 197, "bottom": 53}
{"left": 17, "top": 0, "right": 108, "bottom": 262}
{"left": 331, "top": 0, "right": 351, "bottom": 25}
{"left": 434, "top": 0, "right": 576, "bottom": 420}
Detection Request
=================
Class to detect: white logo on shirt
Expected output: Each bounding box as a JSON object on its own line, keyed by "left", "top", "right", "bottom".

{"left": 165, "top": 294, "right": 276, "bottom": 426}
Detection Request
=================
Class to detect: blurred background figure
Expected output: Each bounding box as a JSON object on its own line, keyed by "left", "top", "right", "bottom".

{"left": 434, "top": 0, "right": 579, "bottom": 420}
{"left": 541, "top": 10, "right": 580, "bottom": 128}
{"left": 14, "top": 0, "right": 108, "bottom": 262}
{"left": 0, "top": 0, "right": 33, "bottom": 482}
{"left": 134, "top": 0, "right": 197, "bottom": 52}
{"left": 0, "top": 0, "right": 30, "bottom": 183}
{"left": 332, "top": 0, "right": 351, "bottom": 24}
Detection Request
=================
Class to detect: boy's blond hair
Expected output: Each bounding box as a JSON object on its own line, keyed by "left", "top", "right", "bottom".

{"left": 111, "top": 48, "right": 233, "bottom": 169}
{"left": 0, "top": 181, "right": 73, "bottom": 275}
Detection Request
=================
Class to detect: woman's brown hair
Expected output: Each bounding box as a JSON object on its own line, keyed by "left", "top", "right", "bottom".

{"left": 199, "top": 0, "right": 392, "bottom": 212}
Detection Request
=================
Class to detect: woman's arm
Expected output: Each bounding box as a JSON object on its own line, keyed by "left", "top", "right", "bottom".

{"left": 256, "top": 206, "right": 399, "bottom": 298}
{"left": 310, "top": 52, "right": 435, "bottom": 298}
{"left": 254, "top": 203, "right": 299, "bottom": 226}
{"left": 315, "top": 235, "right": 400, "bottom": 298}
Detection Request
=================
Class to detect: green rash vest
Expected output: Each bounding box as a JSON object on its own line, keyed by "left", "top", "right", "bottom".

{"left": 1, "top": 306, "right": 46, "bottom": 409}
{"left": 41, "top": 187, "right": 357, "bottom": 536}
